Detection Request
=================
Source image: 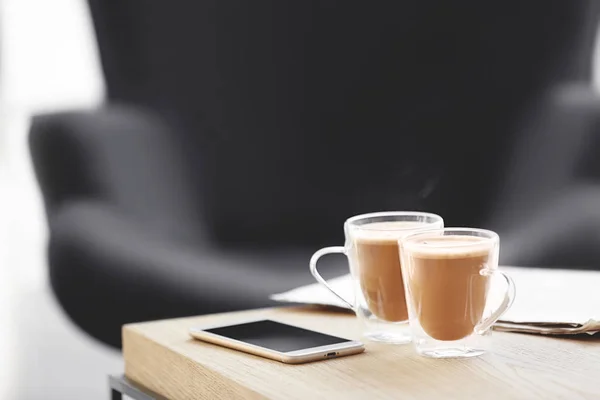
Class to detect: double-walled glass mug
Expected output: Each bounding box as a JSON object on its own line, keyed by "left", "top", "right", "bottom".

{"left": 310, "top": 212, "right": 443, "bottom": 343}
{"left": 400, "top": 228, "right": 516, "bottom": 358}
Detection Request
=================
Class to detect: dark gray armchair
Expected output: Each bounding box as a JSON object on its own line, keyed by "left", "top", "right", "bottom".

{"left": 30, "top": 1, "right": 600, "bottom": 347}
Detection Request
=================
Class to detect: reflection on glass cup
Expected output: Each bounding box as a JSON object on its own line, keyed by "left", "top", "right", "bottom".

{"left": 400, "top": 228, "right": 516, "bottom": 358}
{"left": 310, "top": 212, "right": 443, "bottom": 343}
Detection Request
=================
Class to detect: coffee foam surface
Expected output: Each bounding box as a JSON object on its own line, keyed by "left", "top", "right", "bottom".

{"left": 402, "top": 235, "right": 493, "bottom": 259}
{"left": 350, "top": 221, "right": 435, "bottom": 243}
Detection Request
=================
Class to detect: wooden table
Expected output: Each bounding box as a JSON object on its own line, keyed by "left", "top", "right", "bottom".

{"left": 123, "top": 307, "right": 600, "bottom": 399}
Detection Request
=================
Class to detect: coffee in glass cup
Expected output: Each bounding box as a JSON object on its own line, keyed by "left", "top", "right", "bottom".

{"left": 310, "top": 212, "right": 443, "bottom": 343}
{"left": 400, "top": 228, "right": 516, "bottom": 357}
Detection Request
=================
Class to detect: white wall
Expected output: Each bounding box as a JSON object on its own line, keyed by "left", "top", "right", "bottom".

{"left": 0, "top": 0, "right": 104, "bottom": 110}
{"left": 0, "top": 0, "right": 105, "bottom": 288}
{"left": 0, "top": 2, "right": 111, "bottom": 398}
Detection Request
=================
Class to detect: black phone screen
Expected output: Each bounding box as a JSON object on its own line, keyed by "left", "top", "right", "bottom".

{"left": 204, "top": 319, "right": 353, "bottom": 352}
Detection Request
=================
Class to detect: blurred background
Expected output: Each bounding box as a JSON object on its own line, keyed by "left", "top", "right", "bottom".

{"left": 1, "top": 1, "right": 118, "bottom": 399}
{"left": 2, "top": 1, "right": 600, "bottom": 399}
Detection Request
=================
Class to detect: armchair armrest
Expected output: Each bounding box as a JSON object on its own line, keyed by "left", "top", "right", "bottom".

{"left": 489, "top": 83, "right": 600, "bottom": 268}
{"left": 29, "top": 104, "right": 202, "bottom": 241}
{"left": 48, "top": 201, "right": 314, "bottom": 347}
{"left": 490, "top": 83, "right": 600, "bottom": 229}
{"left": 500, "top": 183, "right": 600, "bottom": 268}
{"left": 570, "top": 87, "right": 600, "bottom": 182}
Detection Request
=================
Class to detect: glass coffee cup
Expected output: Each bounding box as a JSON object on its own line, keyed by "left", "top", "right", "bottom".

{"left": 399, "top": 228, "right": 516, "bottom": 357}
{"left": 310, "top": 211, "right": 443, "bottom": 343}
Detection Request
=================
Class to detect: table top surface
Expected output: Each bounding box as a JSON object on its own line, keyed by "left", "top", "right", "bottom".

{"left": 123, "top": 306, "right": 600, "bottom": 400}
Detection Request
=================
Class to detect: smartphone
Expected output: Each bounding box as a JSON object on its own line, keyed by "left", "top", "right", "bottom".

{"left": 189, "top": 319, "right": 365, "bottom": 364}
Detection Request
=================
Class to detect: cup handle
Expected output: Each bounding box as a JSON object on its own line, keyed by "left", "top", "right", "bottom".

{"left": 309, "top": 246, "right": 354, "bottom": 310}
{"left": 474, "top": 269, "right": 516, "bottom": 335}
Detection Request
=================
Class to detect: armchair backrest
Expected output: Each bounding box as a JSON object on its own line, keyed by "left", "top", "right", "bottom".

{"left": 87, "top": 0, "right": 599, "bottom": 246}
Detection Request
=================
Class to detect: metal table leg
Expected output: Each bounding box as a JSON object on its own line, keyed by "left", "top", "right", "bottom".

{"left": 109, "top": 374, "right": 168, "bottom": 400}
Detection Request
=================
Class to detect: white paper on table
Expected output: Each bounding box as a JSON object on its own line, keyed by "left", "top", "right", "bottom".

{"left": 270, "top": 267, "right": 600, "bottom": 332}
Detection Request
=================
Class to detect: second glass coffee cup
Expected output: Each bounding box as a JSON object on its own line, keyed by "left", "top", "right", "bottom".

{"left": 400, "top": 228, "right": 516, "bottom": 358}
{"left": 309, "top": 211, "right": 443, "bottom": 343}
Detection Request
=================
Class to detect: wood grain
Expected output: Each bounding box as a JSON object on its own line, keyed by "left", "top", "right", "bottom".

{"left": 124, "top": 307, "right": 600, "bottom": 400}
